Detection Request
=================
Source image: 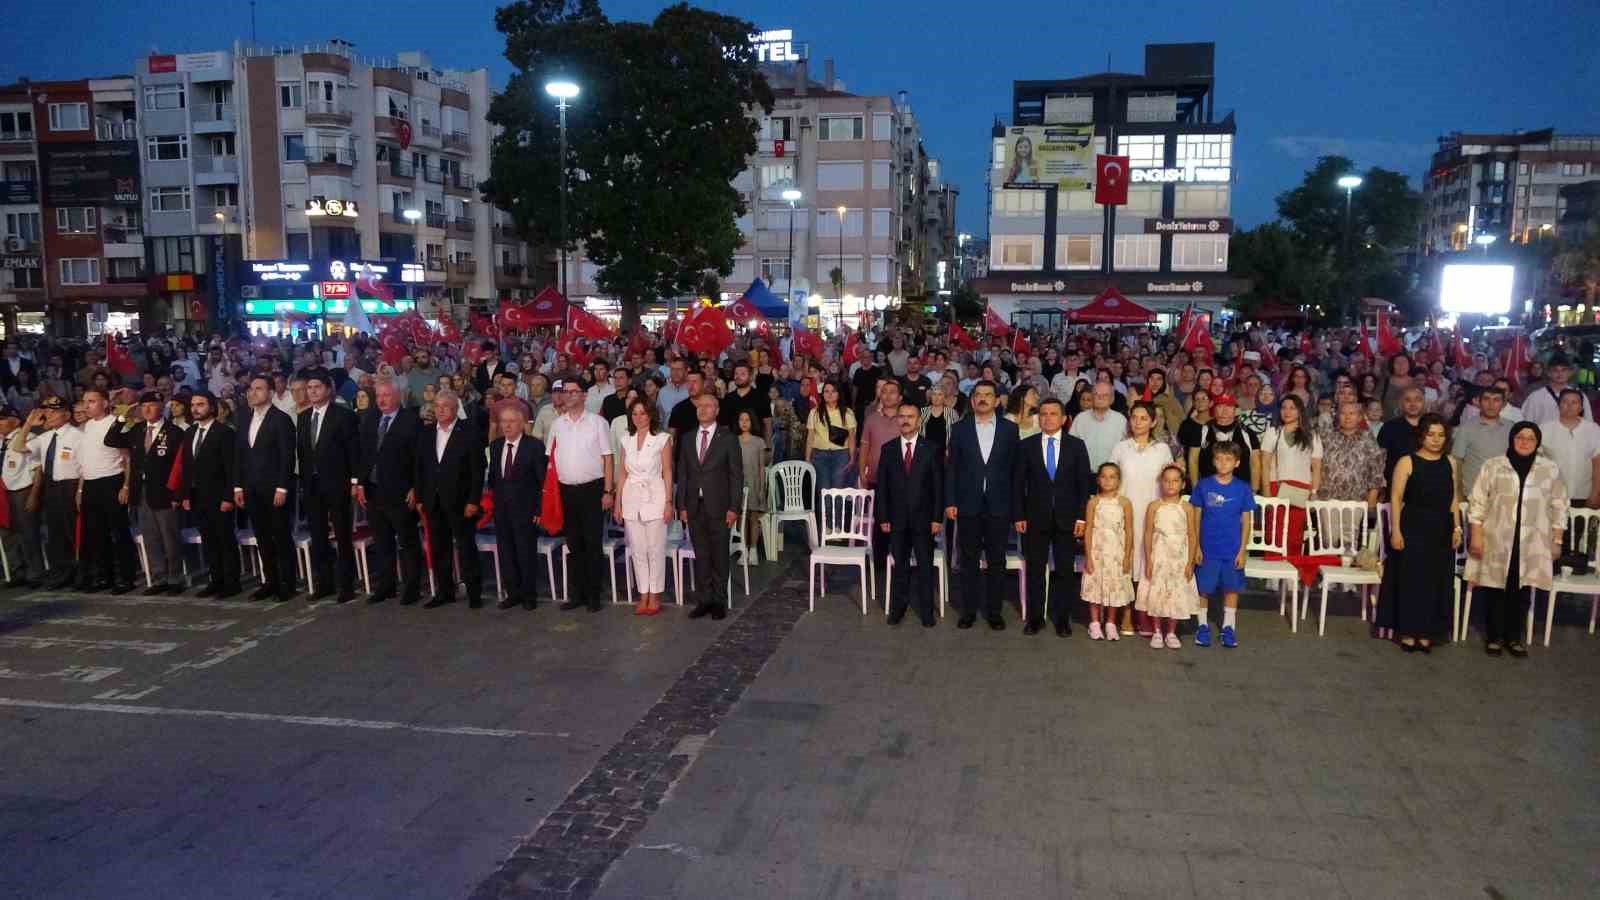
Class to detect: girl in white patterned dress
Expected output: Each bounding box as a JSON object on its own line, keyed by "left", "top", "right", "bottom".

{"left": 1082, "top": 462, "right": 1135, "bottom": 640}
{"left": 1137, "top": 464, "right": 1201, "bottom": 649}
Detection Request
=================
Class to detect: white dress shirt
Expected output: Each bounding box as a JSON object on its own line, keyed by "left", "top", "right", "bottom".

{"left": 78, "top": 415, "right": 127, "bottom": 480}
{"left": 248, "top": 407, "right": 268, "bottom": 447}
{"left": 436, "top": 420, "right": 456, "bottom": 463}
{"left": 550, "top": 411, "right": 612, "bottom": 485}
{"left": 29, "top": 425, "right": 83, "bottom": 482}
{"left": 1, "top": 435, "right": 38, "bottom": 491}
{"left": 899, "top": 435, "right": 918, "bottom": 464}
{"left": 1039, "top": 429, "right": 1064, "bottom": 468}
{"left": 1541, "top": 417, "right": 1600, "bottom": 500}
{"left": 973, "top": 416, "right": 997, "bottom": 462}
{"left": 1523, "top": 385, "right": 1594, "bottom": 426}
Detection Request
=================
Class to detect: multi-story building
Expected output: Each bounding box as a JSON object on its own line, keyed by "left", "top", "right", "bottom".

{"left": 0, "top": 84, "right": 44, "bottom": 335}
{"left": 920, "top": 159, "right": 959, "bottom": 300}
{"left": 955, "top": 234, "right": 988, "bottom": 284}
{"left": 1557, "top": 180, "right": 1600, "bottom": 243}
{"left": 130, "top": 40, "right": 529, "bottom": 336}
{"left": 971, "top": 42, "right": 1248, "bottom": 327}
{"left": 1419, "top": 129, "right": 1600, "bottom": 254}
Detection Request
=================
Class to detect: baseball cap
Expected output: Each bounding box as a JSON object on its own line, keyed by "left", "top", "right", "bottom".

{"left": 39, "top": 396, "right": 67, "bottom": 411}
{"left": 138, "top": 391, "right": 162, "bottom": 404}
{"left": 1211, "top": 392, "right": 1237, "bottom": 407}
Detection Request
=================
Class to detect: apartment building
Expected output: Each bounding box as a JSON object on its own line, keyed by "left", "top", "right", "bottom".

{"left": 971, "top": 43, "right": 1248, "bottom": 327}
{"left": 0, "top": 84, "right": 44, "bottom": 336}
{"left": 1419, "top": 129, "right": 1600, "bottom": 254}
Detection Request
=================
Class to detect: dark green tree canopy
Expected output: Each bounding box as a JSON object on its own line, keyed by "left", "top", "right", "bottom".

{"left": 483, "top": 1, "right": 774, "bottom": 322}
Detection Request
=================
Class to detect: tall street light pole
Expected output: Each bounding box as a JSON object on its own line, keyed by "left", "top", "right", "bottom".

{"left": 1337, "top": 174, "right": 1363, "bottom": 324}
{"left": 545, "top": 78, "right": 579, "bottom": 299}
{"left": 782, "top": 189, "right": 802, "bottom": 303}
{"left": 835, "top": 204, "right": 846, "bottom": 303}
{"left": 403, "top": 207, "right": 422, "bottom": 320}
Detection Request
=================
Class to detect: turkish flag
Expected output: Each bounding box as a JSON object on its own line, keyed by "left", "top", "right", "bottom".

{"left": 1427, "top": 327, "right": 1445, "bottom": 364}
{"left": 679, "top": 305, "right": 733, "bottom": 357}
{"left": 436, "top": 317, "right": 462, "bottom": 343}
{"left": 727, "top": 294, "right": 763, "bottom": 327}
{"left": 189, "top": 298, "right": 207, "bottom": 321}
{"left": 567, "top": 305, "right": 614, "bottom": 340}
{"left": 354, "top": 265, "right": 394, "bottom": 305}
{"left": 1095, "top": 155, "right": 1131, "bottom": 206}
{"left": 948, "top": 321, "right": 977, "bottom": 351}
{"left": 662, "top": 314, "right": 680, "bottom": 346}
{"left": 984, "top": 305, "right": 1010, "bottom": 337}
{"left": 792, "top": 328, "right": 823, "bottom": 360}
{"left": 526, "top": 286, "right": 568, "bottom": 325}
{"left": 1503, "top": 334, "right": 1530, "bottom": 389}
{"left": 560, "top": 332, "right": 592, "bottom": 368}
{"left": 627, "top": 327, "right": 651, "bottom": 356}
{"left": 842, "top": 326, "right": 861, "bottom": 363}
{"left": 1011, "top": 329, "right": 1030, "bottom": 358}
{"left": 1376, "top": 315, "right": 1403, "bottom": 357}
{"left": 1453, "top": 328, "right": 1473, "bottom": 369}
{"left": 1358, "top": 323, "right": 1375, "bottom": 361}
{"left": 106, "top": 334, "right": 137, "bottom": 378}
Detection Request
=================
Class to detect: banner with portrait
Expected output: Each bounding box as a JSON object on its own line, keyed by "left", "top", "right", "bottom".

{"left": 1000, "top": 126, "right": 1095, "bottom": 190}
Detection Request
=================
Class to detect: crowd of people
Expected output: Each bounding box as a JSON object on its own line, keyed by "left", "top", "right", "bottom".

{"left": 0, "top": 316, "right": 1595, "bottom": 657}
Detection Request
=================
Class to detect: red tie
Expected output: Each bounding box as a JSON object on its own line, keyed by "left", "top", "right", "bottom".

{"left": 903, "top": 440, "right": 913, "bottom": 474}
{"left": 698, "top": 428, "right": 709, "bottom": 464}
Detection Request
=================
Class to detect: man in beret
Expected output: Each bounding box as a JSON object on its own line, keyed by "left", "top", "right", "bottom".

{"left": 10, "top": 397, "right": 82, "bottom": 590}
{"left": 0, "top": 405, "right": 44, "bottom": 588}
{"left": 105, "top": 392, "right": 187, "bottom": 594}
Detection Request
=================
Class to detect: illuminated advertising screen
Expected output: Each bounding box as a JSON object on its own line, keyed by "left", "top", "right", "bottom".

{"left": 1439, "top": 264, "right": 1514, "bottom": 315}
{"left": 1001, "top": 126, "right": 1095, "bottom": 190}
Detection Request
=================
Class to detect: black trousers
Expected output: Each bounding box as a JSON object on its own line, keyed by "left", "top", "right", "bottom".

{"left": 1023, "top": 523, "right": 1077, "bottom": 627}
{"left": 956, "top": 514, "right": 1011, "bottom": 621}
{"left": 427, "top": 505, "right": 481, "bottom": 601}
{"left": 559, "top": 479, "right": 606, "bottom": 608}
{"left": 302, "top": 478, "right": 355, "bottom": 593}
{"left": 1478, "top": 586, "right": 1531, "bottom": 645}
{"left": 42, "top": 480, "right": 77, "bottom": 580}
{"left": 246, "top": 487, "right": 295, "bottom": 598}
{"left": 366, "top": 493, "right": 420, "bottom": 601}
{"left": 687, "top": 506, "right": 732, "bottom": 609}
{"left": 80, "top": 475, "right": 135, "bottom": 585}
{"left": 887, "top": 527, "right": 935, "bottom": 623}
{"left": 494, "top": 512, "right": 542, "bottom": 603}
{"left": 194, "top": 494, "right": 241, "bottom": 591}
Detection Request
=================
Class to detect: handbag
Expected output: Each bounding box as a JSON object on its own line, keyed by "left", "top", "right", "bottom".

{"left": 540, "top": 438, "right": 565, "bottom": 535}
{"left": 1274, "top": 480, "right": 1311, "bottom": 508}
{"left": 824, "top": 408, "right": 849, "bottom": 447}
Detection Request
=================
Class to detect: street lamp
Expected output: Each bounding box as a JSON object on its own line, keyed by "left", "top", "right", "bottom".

{"left": 1475, "top": 233, "right": 1497, "bottom": 257}
{"left": 781, "top": 188, "right": 802, "bottom": 301}
{"left": 1337, "top": 175, "right": 1362, "bottom": 322}
{"left": 545, "top": 77, "right": 579, "bottom": 298}
{"left": 835, "top": 204, "right": 846, "bottom": 301}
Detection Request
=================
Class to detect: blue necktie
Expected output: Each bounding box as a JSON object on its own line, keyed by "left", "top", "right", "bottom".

{"left": 1046, "top": 436, "right": 1056, "bottom": 481}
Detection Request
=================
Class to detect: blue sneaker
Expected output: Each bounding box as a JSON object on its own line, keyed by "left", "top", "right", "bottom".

{"left": 1194, "top": 623, "right": 1211, "bottom": 647}
{"left": 1220, "top": 626, "right": 1238, "bottom": 649}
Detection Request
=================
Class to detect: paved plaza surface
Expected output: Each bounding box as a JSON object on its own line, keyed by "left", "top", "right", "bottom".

{"left": 1, "top": 557, "right": 1597, "bottom": 899}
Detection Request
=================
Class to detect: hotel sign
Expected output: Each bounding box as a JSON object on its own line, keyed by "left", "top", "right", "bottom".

{"left": 749, "top": 29, "right": 804, "bottom": 62}
{"left": 1131, "top": 165, "right": 1232, "bottom": 184}
{"left": 1145, "top": 217, "right": 1234, "bottom": 235}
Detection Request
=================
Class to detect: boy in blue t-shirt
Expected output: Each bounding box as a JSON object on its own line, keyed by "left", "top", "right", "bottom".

{"left": 1188, "top": 440, "right": 1257, "bottom": 648}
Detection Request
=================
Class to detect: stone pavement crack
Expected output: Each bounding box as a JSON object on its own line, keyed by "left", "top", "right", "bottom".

{"left": 469, "top": 560, "right": 809, "bottom": 900}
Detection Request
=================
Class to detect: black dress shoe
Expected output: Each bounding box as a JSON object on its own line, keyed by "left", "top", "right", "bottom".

{"left": 1417, "top": 642, "right": 1432, "bottom": 655}
{"left": 4, "top": 578, "right": 35, "bottom": 590}
{"left": 921, "top": 617, "right": 937, "bottom": 628}
{"left": 1507, "top": 642, "right": 1528, "bottom": 658}
{"left": 251, "top": 585, "right": 277, "bottom": 601}
{"left": 560, "top": 599, "right": 585, "bottom": 612}
{"left": 1055, "top": 622, "right": 1072, "bottom": 637}
{"left": 309, "top": 588, "right": 334, "bottom": 602}
{"left": 1022, "top": 622, "right": 1041, "bottom": 636}
{"left": 588, "top": 602, "right": 603, "bottom": 613}
{"left": 709, "top": 605, "right": 727, "bottom": 620}
{"left": 142, "top": 584, "right": 168, "bottom": 597}
{"left": 335, "top": 592, "right": 355, "bottom": 605}
{"left": 110, "top": 583, "right": 135, "bottom": 596}
{"left": 274, "top": 592, "right": 294, "bottom": 603}
{"left": 887, "top": 610, "right": 905, "bottom": 626}
{"left": 987, "top": 617, "right": 1006, "bottom": 632}
{"left": 687, "top": 603, "right": 713, "bottom": 619}
{"left": 399, "top": 595, "right": 419, "bottom": 606}
{"left": 956, "top": 614, "right": 976, "bottom": 629}
{"left": 163, "top": 583, "right": 186, "bottom": 595}
{"left": 424, "top": 596, "right": 455, "bottom": 609}
{"left": 366, "top": 592, "right": 394, "bottom": 605}
{"left": 497, "top": 598, "right": 517, "bottom": 610}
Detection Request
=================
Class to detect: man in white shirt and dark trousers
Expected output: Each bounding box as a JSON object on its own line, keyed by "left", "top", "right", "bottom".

{"left": 77, "top": 388, "right": 138, "bottom": 593}
{"left": 1521, "top": 355, "right": 1593, "bottom": 426}
{"left": 16, "top": 398, "right": 81, "bottom": 589}
{"left": 550, "top": 380, "right": 615, "bottom": 612}
{"left": 0, "top": 405, "right": 44, "bottom": 588}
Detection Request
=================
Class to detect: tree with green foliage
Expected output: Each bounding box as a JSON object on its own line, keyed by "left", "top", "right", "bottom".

{"left": 483, "top": 1, "right": 774, "bottom": 328}
{"left": 948, "top": 282, "right": 984, "bottom": 323}
{"left": 1228, "top": 222, "right": 1335, "bottom": 316}
{"left": 1556, "top": 226, "right": 1600, "bottom": 304}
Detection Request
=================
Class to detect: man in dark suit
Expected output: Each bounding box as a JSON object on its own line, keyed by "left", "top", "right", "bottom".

{"left": 180, "top": 391, "right": 240, "bottom": 598}
{"left": 472, "top": 341, "right": 505, "bottom": 396}
{"left": 0, "top": 343, "right": 35, "bottom": 394}
{"left": 356, "top": 376, "right": 422, "bottom": 605}
{"left": 296, "top": 368, "right": 361, "bottom": 603}
{"left": 875, "top": 402, "right": 944, "bottom": 627}
{"left": 944, "top": 379, "right": 1019, "bottom": 630}
{"left": 414, "top": 389, "right": 486, "bottom": 608}
{"left": 104, "top": 392, "right": 186, "bottom": 595}
{"left": 234, "top": 375, "right": 298, "bottom": 602}
{"left": 487, "top": 399, "right": 546, "bottom": 610}
{"left": 1012, "top": 398, "right": 1094, "bottom": 637}
{"left": 673, "top": 393, "right": 743, "bottom": 620}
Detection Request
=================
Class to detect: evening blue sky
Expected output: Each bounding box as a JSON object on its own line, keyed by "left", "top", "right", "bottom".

{"left": 3, "top": 0, "right": 1596, "bottom": 234}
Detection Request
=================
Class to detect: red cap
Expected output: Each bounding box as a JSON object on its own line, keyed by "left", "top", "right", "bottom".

{"left": 1211, "top": 392, "right": 1237, "bottom": 407}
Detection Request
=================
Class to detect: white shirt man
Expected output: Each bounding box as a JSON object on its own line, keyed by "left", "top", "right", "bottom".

{"left": 78, "top": 412, "right": 127, "bottom": 481}
{"left": 28, "top": 422, "right": 83, "bottom": 483}
{"left": 550, "top": 405, "right": 612, "bottom": 485}
{"left": 1522, "top": 363, "right": 1594, "bottom": 425}
{"left": 1541, "top": 409, "right": 1600, "bottom": 504}
{"left": 1068, "top": 385, "right": 1129, "bottom": 469}
{"left": 435, "top": 416, "right": 456, "bottom": 462}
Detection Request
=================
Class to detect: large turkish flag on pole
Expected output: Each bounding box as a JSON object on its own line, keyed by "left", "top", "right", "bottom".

{"left": 1094, "top": 155, "right": 1130, "bottom": 206}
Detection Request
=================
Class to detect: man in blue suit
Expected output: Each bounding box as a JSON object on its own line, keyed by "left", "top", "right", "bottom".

{"left": 944, "top": 380, "right": 1019, "bottom": 630}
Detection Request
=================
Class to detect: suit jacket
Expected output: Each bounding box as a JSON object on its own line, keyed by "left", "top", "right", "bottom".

{"left": 104, "top": 418, "right": 185, "bottom": 509}
{"left": 488, "top": 435, "right": 547, "bottom": 522}
{"left": 472, "top": 360, "right": 505, "bottom": 396}
{"left": 414, "top": 420, "right": 485, "bottom": 517}
{"left": 874, "top": 435, "right": 944, "bottom": 532}
{"left": 1011, "top": 431, "right": 1095, "bottom": 531}
{"left": 673, "top": 423, "right": 743, "bottom": 517}
{"left": 359, "top": 406, "right": 421, "bottom": 498}
{"left": 0, "top": 358, "right": 36, "bottom": 393}
{"left": 944, "top": 415, "right": 1020, "bottom": 519}
{"left": 234, "top": 405, "right": 296, "bottom": 495}
{"left": 296, "top": 403, "right": 361, "bottom": 500}
{"left": 180, "top": 419, "right": 236, "bottom": 508}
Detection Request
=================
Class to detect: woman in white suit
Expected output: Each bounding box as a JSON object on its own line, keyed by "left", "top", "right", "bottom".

{"left": 615, "top": 399, "right": 674, "bottom": 615}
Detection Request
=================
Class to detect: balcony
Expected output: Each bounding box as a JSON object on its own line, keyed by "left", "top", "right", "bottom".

{"left": 197, "top": 205, "right": 239, "bottom": 226}
{"left": 446, "top": 258, "right": 476, "bottom": 282}
{"left": 192, "top": 103, "right": 236, "bottom": 131}
{"left": 419, "top": 123, "right": 442, "bottom": 141}
{"left": 102, "top": 223, "right": 145, "bottom": 257}
{"left": 493, "top": 222, "right": 519, "bottom": 241}
{"left": 421, "top": 164, "right": 444, "bottom": 185}
{"left": 194, "top": 154, "right": 239, "bottom": 183}
{"left": 0, "top": 180, "right": 37, "bottom": 203}
{"left": 305, "top": 145, "right": 356, "bottom": 172}
{"left": 0, "top": 129, "right": 35, "bottom": 147}
{"left": 444, "top": 171, "right": 477, "bottom": 195}
{"left": 495, "top": 264, "right": 526, "bottom": 287}
{"left": 425, "top": 256, "right": 446, "bottom": 272}
{"left": 305, "top": 98, "right": 353, "bottom": 125}
{"left": 443, "top": 130, "right": 470, "bottom": 152}
{"left": 96, "top": 120, "right": 137, "bottom": 141}
{"left": 374, "top": 116, "right": 407, "bottom": 139}
{"left": 448, "top": 215, "right": 475, "bottom": 235}
{"left": 425, "top": 212, "right": 448, "bottom": 229}
{"left": 105, "top": 267, "right": 147, "bottom": 285}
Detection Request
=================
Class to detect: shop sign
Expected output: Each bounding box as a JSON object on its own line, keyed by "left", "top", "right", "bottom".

{"left": 1008, "top": 280, "right": 1068, "bottom": 293}
{"left": 1144, "top": 217, "right": 1233, "bottom": 234}
{"left": 320, "top": 281, "right": 352, "bottom": 299}
{"left": 251, "top": 261, "right": 312, "bottom": 282}
{"left": 1131, "top": 165, "right": 1232, "bottom": 184}
{"left": 2, "top": 255, "right": 40, "bottom": 270}
{"left": 1145, "top": 280, "right": 1210, "bottom": 293}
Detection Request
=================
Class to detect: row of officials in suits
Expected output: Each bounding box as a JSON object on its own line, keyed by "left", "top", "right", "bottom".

{"left": 10, "top": 369, "right": 749, "bottom": 620}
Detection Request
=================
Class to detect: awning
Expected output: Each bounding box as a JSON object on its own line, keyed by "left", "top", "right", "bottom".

{"left": 1065, "top": 287, "right": 1156, "bottom": 324}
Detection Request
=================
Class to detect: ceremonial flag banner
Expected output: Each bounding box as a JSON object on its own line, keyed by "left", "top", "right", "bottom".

{"left": 948, "top": 321, "right": 977, "bottom": 351}
{"left": 106, "top": 334, "right": 137, "bottom": 377}
{"left": 984, "top": 305, "right": 1010, "bottom": 336}
{"left": 1094, "top": 154, "right": 1131, "bottom": 206}
{"left": 1377, "top": 315, "right": 1403, "bottom": 357}
{"left": 567, "top": 304, "right": 615, "bottom": 340}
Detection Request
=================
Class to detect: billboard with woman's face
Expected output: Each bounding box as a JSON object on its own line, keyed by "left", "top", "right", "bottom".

{"left": 1002, "top": 126, "right": 1095, "bottom": 190}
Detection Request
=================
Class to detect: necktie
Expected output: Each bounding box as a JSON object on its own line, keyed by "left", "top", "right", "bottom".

{"left": 193, "top": 425, "right": 205, "bottom": 457}
{"left": 145, "top": 425, "right": 156, "bottom": 452}
{"left": 698, "top": 428, "right": 710, "bottom": 464}
{"left": 371, "top": 415, "right": 391, "bottom": 483}
{"left": 312, "top": 409, "right": 322, "bottom": 445}
{"left": 903, "top": 440, "right": 913, "bottom": 474}
{"left": 1046, "top": 435, "right": 1057, "bottom": 481}
{"left": 43, "top": 433, "right": 56, "bottom": 482}
{"left": 504, "top": 442, "right": 515, "bottom": 477}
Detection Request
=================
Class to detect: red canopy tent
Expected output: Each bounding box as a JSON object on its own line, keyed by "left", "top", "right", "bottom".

{"left": 1066, "top": 288, "right": 1156, "bottom": 324}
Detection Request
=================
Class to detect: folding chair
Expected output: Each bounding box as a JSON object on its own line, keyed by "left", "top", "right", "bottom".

{"left": 882, "top": 524, "right": 949, "bottom": 618}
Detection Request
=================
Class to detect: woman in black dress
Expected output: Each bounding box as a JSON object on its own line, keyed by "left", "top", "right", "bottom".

{"left": 1383, "top": 413, "right": 1461, "bottom": 652}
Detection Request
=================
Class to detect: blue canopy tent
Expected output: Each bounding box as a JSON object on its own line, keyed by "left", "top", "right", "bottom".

{"left": 741, "top": 278, "right": 788, "bottom": 319}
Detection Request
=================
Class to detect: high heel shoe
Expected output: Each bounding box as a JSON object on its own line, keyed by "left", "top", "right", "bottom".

{"left": 1399, "top": 639, "right": 1417, "bottom": 653}
{"left": 1417, "top": 641, "right": 1432, "bottom": 655}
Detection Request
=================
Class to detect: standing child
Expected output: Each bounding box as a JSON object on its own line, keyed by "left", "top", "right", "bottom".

{"left": 1189, "top": 441, "right": 1256, "bottom": 648}
{"left": 1137, "top": 464, "right": 1201, "bottom": 649}
{"left": 1082, "top": 462, "right": 1135, "bottom": 640}
{"left": 735, "top": 411, "right": 769, "bottom": 556}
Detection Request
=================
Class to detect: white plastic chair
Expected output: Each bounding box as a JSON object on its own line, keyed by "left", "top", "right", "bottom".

{"left": 537, "top": 535, "right": 566, "bottom": 605}
{"left": 292, "top": 527, "right": 315, "bottom": 593}
{"left": 763, "top": 460, "right": 817, "bottom": 560}
{"left": 1305, "top": 500, "right": 1382, "bottom": 636}
{"left": 1244, "top": 496, "right": 1301, "bottom": 632}
{"left": 475, "top": 531, "right": 505, "bottom": 602}
{"left": 675, "top": 487, "right": 752, "bottom": 606}
{"left": 808, "top": 488, "right": 875, "bottom": 613}
{"left": 1451, "top": 502, "right": 1470, "bottom": 642}
{"left": 130, "top": 528, "right": 155, "bottom": 588}
{"left": 883, "top": 525, "right": 949, "bottom": 618}
{"left": 1543, "top": 507, "right": 1600, "bottom": 646}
